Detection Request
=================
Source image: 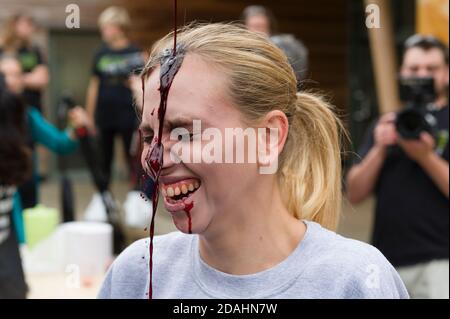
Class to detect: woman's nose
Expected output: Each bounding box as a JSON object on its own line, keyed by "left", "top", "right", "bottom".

{"left": 161, "top": 135, "right": 179, "bottom": 169}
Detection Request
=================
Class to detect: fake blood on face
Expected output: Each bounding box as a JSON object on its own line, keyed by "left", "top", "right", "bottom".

{"left": 184, "top": 202, "right": 193, "bottom": 234}
{"left": 140, "top": 0, "right": 192, "bottom": 299}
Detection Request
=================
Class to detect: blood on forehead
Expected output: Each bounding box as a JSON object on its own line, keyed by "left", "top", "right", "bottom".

{"left": 140, "top": 45, "right": 186, "bottom": 120}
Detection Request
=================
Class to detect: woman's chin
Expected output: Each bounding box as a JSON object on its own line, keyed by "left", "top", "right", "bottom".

{"left": 170, "top": 211, "right": 194, "bottom": 234}
{"left": 171, "top": 211, "right": 209, "bottom": 235}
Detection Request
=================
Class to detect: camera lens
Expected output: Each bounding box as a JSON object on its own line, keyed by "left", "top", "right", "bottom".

{"left": 396, "top": 109, "right": 425, "bottom": 139}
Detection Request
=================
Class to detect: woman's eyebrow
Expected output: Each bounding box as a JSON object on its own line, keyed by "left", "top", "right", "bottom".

{"left": 139, "top": 117, "right": 209, "bottom": 133}
{"left": 139, "top": 123, "right": 154, "bottom": 133}
{"left": 167, "top": 116, "right": 210, "bottom": 128}
{"left": 167, "top": 118, "right": 194, "bottom": 128}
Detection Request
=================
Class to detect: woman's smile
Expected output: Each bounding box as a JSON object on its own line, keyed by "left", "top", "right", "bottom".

{"left": 160, "top": 177, "right": 201, "bottom": 213}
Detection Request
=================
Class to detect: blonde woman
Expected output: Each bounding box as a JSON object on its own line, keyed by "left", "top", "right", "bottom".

{"left": 84, "top": 7, "right": 145, "bottom": 252}
{"left": 98, "top": 24, "right": 408, "bottom": 299}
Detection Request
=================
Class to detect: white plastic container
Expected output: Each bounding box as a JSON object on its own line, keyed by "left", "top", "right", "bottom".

{"left": 63, "top": 222, "right": 113, "bottom": 278}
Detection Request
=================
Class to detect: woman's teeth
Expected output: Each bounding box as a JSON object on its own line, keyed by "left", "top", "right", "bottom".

{"left": 162, "top": 180, "right": 200, "bottom": 200}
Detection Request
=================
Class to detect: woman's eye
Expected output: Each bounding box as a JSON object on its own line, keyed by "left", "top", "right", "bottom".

{"left": 143, "top": 135, "right": 154, "bottom": 144}
{"left": 177, "top": 133, "right": 194, "bottom": 141}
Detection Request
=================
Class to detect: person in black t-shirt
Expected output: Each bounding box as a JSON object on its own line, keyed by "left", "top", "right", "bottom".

{"left": 85, "top": 7, "right": 145, "bottom": 239}
{"left": 86, "top": 6, "right": 145, "bottom": 185}
{"left": 346, "top": 35, "right": 449, "bottom": 299}
{"left": 0, "top": 13, "right": 49, "bottom": 112}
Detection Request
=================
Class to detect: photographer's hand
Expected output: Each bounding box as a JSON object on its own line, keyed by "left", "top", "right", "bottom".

{"left": 374, "top": 112, "right": 398, "bottom": 148}
{"left": 399, "top": 132, "right": 449, "bottom": 197}
{"left": 398, "top": 132, "right": 435, "bottom": 163}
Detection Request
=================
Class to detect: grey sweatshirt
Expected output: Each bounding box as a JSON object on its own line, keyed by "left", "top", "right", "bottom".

{"left": 98, "top": 220, "right": 409, "bottom": 299}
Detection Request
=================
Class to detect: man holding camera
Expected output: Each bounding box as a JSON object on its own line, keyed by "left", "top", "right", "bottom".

{"left": 346, "top": 35, "right": 449, "bottom": 299}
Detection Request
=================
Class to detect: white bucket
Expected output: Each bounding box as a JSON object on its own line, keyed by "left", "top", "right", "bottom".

{"left": 63, "top": 222, "right": 113, "bottom": 277}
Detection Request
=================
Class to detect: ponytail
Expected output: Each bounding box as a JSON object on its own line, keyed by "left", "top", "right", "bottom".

{"left": 280, "top": 92, "right": 344, "bottom": 231}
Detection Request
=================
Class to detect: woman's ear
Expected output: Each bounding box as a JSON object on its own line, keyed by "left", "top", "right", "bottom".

{"left": 257, "top": 110, "right": 289, "bottom": 174}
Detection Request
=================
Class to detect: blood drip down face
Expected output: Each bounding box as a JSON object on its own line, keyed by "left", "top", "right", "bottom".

{"left": 140, "top": 45, "right": 186, "bottom": 299}
{"left": 143, "top": 46, "right": 189, "bottom": 213}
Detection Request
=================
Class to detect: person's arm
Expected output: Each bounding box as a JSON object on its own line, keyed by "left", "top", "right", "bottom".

{"left": 346, "top": 113, "right": 398, "bottom": 204}
{"left": 12, "top": 191, "right": 25, "bottom": 244}
{"left": 399, "top": 132, "right": 449, "bottom": 198}
{"left": 419, "top": 152, "right": 449, "bottom": 197}
{"left": 28, "top": 107, "right": 78, "bottom": 155}
{"left": 346, "top": 145, "right": 387, "bottom": 204}
{"left": 22, "top": 64, "right": 49, "bottom": 91}
{"left": 85, "top": 76, "right": 99, "bottom": 123}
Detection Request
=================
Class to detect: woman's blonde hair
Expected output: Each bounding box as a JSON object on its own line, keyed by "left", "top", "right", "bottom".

{"left": 98, "top": 6, "right": 131, "bottom": 31}
{"left": 0, "top": 13, "right": 34, "bottom": 51}
{"left": 142, "top": 23, "right": 345, "bottom": 231}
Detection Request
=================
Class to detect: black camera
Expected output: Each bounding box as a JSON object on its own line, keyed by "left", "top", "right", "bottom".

{"left": 395, "top": 76, "right": 438, "bottom": 139}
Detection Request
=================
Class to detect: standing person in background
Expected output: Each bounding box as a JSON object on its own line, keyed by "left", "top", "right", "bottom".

{"left": 0, "top": 13, "right": 49, "bottom": 112}
{"left": 242, "top": 5, "right": 309, "bottom": 85}
{"left": 0, "top": 56, "right": 90, "bottom": 246}
{"left": 84, "top": 6, "right": 145, "bottom": 235}
{"left": 346, "top": 35, "right": 449, "bottom": 299}
{"left": 0, "top": 13, "right": 50, "bottom": 208}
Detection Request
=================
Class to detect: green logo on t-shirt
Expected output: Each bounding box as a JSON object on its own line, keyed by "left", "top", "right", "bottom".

{"left": 436, "top": 130, "right": 449, "bottom": 156}
{"left": 97, "top": 55, "right": 127, "bottom": 73}
{"left": 19, "top": 52, "right": 39, "bottom": 72}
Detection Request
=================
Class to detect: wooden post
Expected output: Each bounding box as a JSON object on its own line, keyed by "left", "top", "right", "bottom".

{"left": 365, "top": 0, "right": 401, "bottom": 114}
